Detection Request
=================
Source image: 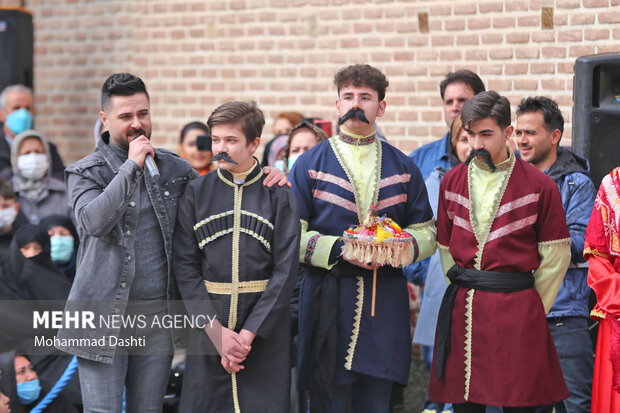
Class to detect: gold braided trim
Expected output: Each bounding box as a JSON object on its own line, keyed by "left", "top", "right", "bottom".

{"left": 464, "top": 289, "right": 475, "bottom": 401}
{"left": 197, "top": 226, "right": 272, "bottom": 250}
{"left": 330, "top": 137, "right": 362, "bottom": 224}
{"left": 372, "top": 141, "right": 383, "bottom": 209}
{"left": 472, "top": 146, "right": 512, "bottom": 172}
{"left": 406, "top": 218, "right": 435, "bottom": 230}
{"left": 231, "top": 372, "right": 241, "bottom": 413}
{"left": 469, "top": 151, "right": 516, "bottom": 270}
{"left": 198, "top": 229, "right": 234, "bottom": 249}
{"left": 215, "top": 164, "right": 264, "bottom": 413}
{"left": 196, "top": 210, "right": 274, "bottom": 231}
{"left": 538, "top": 238, "right": 571, "bottom": 247}
{"left": 437, "top": 242, "right": 450, "bottom": 251}
{"left": 243, "top": 167, "right": 265, "bottom": 187}
{"left": 239, "top": 228, "right": 271, "bottom": 252}
{"left": 344, "top": 276, "right": 364, "bottom": 370}
{"left": 194, "top": 210, "right": 234, "bottom": 231}
{"left": 204, "top": 279, "right": 269, "bottom": 295}
{"left": 591, "top": 308, "right": 606, "bottom": 319}
{"left": 584, "top": 247, "right": 608, "bottom": 259}
{"left": 218, "top": 168, "right": 237, "bottom": 188}
{"left": 330, "top": 137, "right": 381, "bottom": 225}
{"left": 229, "top": 185, "right": 243, "bottom": 330}
{"left": 242, "top": 211, "right": 274, "bottom": 230}
{"left": 217, "top": 165, "right": 265, "bottom": 189}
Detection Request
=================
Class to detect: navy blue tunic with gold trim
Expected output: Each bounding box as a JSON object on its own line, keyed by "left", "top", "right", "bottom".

{"left": 290, "top": 136, "right": 435, "bottom": 389}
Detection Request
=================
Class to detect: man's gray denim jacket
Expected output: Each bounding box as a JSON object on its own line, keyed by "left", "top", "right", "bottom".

{"left": 56, "top": 136, "right": 197, "bottom": 363}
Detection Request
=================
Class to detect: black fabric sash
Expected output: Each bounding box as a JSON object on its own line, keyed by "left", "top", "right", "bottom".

{"left": 435, "top": 264, "right": 534, "bottom": 379}
{"left": 309, "top": 264, "right": 341, "bottom": 413}
{"left": 309, "top": 262, "right": 390, "bottom": 413}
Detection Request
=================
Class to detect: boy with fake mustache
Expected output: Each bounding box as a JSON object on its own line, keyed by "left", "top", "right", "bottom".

{"left": 173, "top": 101, "right": 300, "bottom": 412}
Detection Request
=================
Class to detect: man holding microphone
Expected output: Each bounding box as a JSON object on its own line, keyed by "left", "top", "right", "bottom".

{"left": 56, "top": 73, "right": 286, "bottom": 412}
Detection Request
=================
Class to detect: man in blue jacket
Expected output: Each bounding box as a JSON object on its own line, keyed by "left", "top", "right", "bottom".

{"left": 410, "top": 70, "right": 485, "bottom": 181}
{"left": 515, "top": 96, "right": 596, "bottom": 413}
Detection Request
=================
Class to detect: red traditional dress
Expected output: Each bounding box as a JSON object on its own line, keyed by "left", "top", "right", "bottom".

{"left": 584, "top": 166, "right": 620, "bottom": 413}
{"left": 429, "top": 151, "right": 570, "bottom": 407}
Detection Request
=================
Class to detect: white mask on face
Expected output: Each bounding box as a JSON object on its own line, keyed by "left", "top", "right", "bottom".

{"left": 17, "top": 153, "right": 49, "bottom": 180}
{"left": 0, "top": 207, "right": 17, "bottom": 229}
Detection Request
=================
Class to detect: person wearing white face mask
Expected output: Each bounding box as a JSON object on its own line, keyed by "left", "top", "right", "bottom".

{"left": 10, "top": 130, "right": 72, "bottom": 225}
{"left": 0, "top": 177, "right": 29, "bottom": 262}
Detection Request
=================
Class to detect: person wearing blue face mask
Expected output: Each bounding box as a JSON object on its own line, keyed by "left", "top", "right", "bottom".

{"left": 0, "top": 352, "right": 78, "bottom": 413}
{"left": 39, "top": 215, "right": 79, "bottom": 282}
{"left": 282, "top": 120, "right": 328, "bottom": 176}
{"left": 14, "top": 356, "right": 41, "bottom": 406}
{"left": 0, "top": 85, "right": 66, "bottom": 182}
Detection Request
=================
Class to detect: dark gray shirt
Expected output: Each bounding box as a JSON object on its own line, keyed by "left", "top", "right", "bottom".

{"left": 109, "top": 142, "right": 166, "bottom": 300}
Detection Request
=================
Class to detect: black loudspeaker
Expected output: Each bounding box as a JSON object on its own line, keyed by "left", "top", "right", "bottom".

{"left": 0, "top": 7, "right": 33, "bottom": 92}
{"left": 572, "top": 53, "right": 620, "bottom": 188}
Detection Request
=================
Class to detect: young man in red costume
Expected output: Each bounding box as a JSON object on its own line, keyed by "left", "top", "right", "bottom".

{"left": 429, "top": 90, "right": 571, "bottom": 412}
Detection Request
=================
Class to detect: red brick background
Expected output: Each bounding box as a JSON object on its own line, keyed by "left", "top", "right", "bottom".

{"left": 2, "top": 0, "right": 619, "bottom": 163}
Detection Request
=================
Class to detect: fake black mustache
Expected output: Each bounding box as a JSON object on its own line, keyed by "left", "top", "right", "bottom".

{"left": 212, "top": 152, "right": 238, "bottom": 165}
{"left": 465, "top": 148, "right": 496, "bottom": 172}
{"left": 339, "top": 108, "right": 370, "bottom": 124}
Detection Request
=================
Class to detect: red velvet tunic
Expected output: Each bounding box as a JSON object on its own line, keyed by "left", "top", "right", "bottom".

{"left": 429, "top": 156, "right": 570, "bottom": 406}
{"left": 584, "top": 167, "right": 620, "bottom": 412}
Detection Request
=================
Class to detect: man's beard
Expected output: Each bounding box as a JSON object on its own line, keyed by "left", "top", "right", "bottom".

{"left": 110, "top": 128, "right": 150, "bottom": 149}
{"left": 465, "top": 148, "right": 496, "bottom": 172}
{"left": 339, "top": 108, "right": 370, "bottom": 125}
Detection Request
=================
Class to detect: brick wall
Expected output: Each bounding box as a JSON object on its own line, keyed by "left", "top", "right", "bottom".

{"left": 2, "top": 0, "right": 620, "bottom": 163}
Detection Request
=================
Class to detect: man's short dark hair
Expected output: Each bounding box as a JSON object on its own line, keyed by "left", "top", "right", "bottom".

{"left": 101, "top": 73, "right": 150, "bottom": 112}
{"left": 334, "top": 64, "right": 389, "bottom": 101}
{"left": 461, "top": 90, "right": 511, "bottom": 130}
{"left": 207, "top": 101, "right": 265, "bottom": 145}
{"left": 516, "top": 96, "right": 564, "bottom": 138}
{"left": 0, "top": 178, "right": 15, "bottom": 200}
{"left": 439, "top": 69, "right": 485, "bottom": 100}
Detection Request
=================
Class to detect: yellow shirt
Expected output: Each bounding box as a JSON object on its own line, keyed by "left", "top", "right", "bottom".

{"left": 301, "top": 130, "right": 436, "bottom": 269}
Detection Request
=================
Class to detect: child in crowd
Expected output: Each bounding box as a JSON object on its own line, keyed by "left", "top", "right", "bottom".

{"left": 178, "top": 121, "right": 215, "bottom": 176}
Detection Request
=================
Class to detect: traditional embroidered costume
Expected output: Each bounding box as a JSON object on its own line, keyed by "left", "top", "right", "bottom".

{"left": 173, "top": 160, "right": 300, "bottom": 413}
{"left": 584, "top": 166, "right": 620, "bottom": 413}
{"left": 289, "top": 130, "right": 435, "bottom": 409}
{"left": 429, "top": 150, "right": 571, "bottom": 407}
